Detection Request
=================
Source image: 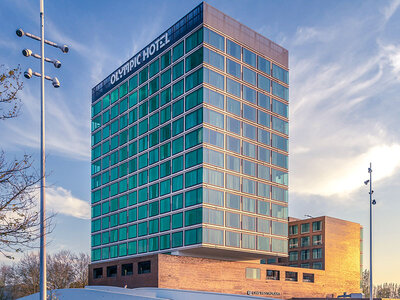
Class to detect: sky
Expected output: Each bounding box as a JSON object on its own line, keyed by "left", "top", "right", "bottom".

{"left": 0, "top": 0, "right": 400, "bottom": 285}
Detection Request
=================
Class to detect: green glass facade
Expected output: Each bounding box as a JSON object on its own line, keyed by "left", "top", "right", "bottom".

{"left": 91, "top": 3, "right": 289, "bottom": 262}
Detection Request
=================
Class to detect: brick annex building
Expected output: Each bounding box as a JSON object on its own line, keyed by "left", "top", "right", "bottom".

{"left": 89, "top": 2, "right": 363, "bottom": 298}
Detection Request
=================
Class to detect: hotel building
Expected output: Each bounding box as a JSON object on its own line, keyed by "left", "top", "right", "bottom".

{"left": 90, "top": 2, "right": 289, "bottom": 263}
{"left": 89, "top": 3, "right": 362, "bottom": 298}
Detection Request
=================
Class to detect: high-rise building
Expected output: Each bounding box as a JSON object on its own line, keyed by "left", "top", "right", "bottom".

{"left": 90, "top": 2, "right": 289, "bottom": 265}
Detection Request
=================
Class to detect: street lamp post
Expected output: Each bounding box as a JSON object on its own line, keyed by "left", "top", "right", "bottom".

{"left": 364, "top": 163, "right": 376, "bottom": 300}
{"left": 16, "top": 1, "right": 68, "bottom": 299}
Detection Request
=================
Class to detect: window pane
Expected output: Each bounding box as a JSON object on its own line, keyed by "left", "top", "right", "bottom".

{"left": 258, "top": 56, "right": 270, "bottom": 75}
{"left": 204, "top": 28, "right": 224, "bottom": 51}
{"left": 243, "top": 48, "right": 256, "bottom": 67}
{"left": 204, "top": 48, "right": 224, "bottom": 71}
{"left": 204, "top": 88, "right": 224, "bottom": 109}
{"left": 227, "top": 39, "right": 241, "bottom": 59}
{"left": 226, "top": 59, "right": 241, "bottom": 78}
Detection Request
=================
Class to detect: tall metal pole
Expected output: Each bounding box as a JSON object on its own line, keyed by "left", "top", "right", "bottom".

{"left": 39, "top": 0, "right": 47, "bottom": 299}
{"left": 369, "top": 162, "right": 373, "bottom": 300}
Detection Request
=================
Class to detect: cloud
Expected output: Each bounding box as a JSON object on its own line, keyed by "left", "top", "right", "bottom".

{"left": 46, "top": 186, "right": 90, "bottom": 220}
{"left": 292, "top": 144, "right": 400, "bottom": 197}
{"left": 381, "top": 0, "right": 400, "bottom": 21}
{"left": 288, "top": 4, "right": 400, "bottom": 198}
{"left": 380, "top": 42, "right": 400, "bottom": 78}
{"left": 293, "top": 26, "right": 336, "bottom": 46}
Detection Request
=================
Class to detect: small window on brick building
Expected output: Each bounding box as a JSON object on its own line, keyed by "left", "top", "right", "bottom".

{"left": 245, "top": 268, "right": 260, "bottom": 279}
{"left": 122, "top": 263, "right": 133, "bottom": 276}
{"left": 106, "top": 265, "right": 117, "bottom": 278}
{"left": 266, "top": 270, "right": 280, "bottom": 280}
{"left": 285, "top": 271, "right": 298, "bottom": 281}
{"left": 303, "top": 273, "right": 314, "bottom": 283}
{"left": 138, "top": 261, "right": 151, "bottom": 274}
{"left": 93, "top": 267, "right": 103, "bottom": 279}
{"left": 312, "top": 221, "right": 322, "bottom": 231}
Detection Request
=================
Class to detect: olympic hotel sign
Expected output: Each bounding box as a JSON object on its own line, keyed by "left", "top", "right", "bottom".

{"left": 110, "top": 32, "right": 171, "bottom": 85}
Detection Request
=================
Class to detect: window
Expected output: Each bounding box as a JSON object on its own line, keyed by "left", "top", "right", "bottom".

{"left": 242, "top": 215, "right": 256, "bottom": 231}
{"left": 173, "top": 61, "right": 184, "bottom": 80}
{"left": 272, "top": 99, "right": 288, "bottom": 118}
{"left": 258, "top": 56, "right": 270, "bottom": 74}
{"left": 303, "top": 273, "right": 314, "bottom": 283}
{"left": 186, "top": 28, "right": 203, "bottom": 53}
{"left": 242, "top": 141, "right": 256, "bottom": 158}
{"left": 242, "top": 234, "right": 255, "bottom": 249}
{"left": 226, "top": 78, "right": 241, "bottom": 97}
{"left": 226, "top": 136, "right": 240, "bottom": 153}
{"left": 184, "top": 227, "right": 202, "bottom": 245}
{"left": 272, "top": 81, "right": 289, "bottom": 101}
{"left": 270, "top": 218, "right": 287, "bottom": 235}
{"left": 185, "top": 108, "right": 203, "bottom": 130}
{"left": 204, "top": 48, "right": 224, "bottom": 71}
{"left": 285, "top": 271, "right": 298, "bottom": 282}
{"left": 226, "top": 212, "right": 240, "bottom": 228}
{"left": 161, "top": 69, "right": 171, "bottom": 87}
{"left": 301, "top": 223, "right": 310, "bottom": 233}
{"left": 272, "top": 116, "right": 288, "bottom": 135}
{"left": 173, "top": 41, "right": 184, "bottom": 61}
{"left": 313, "top": 235, "right": 322, "bottom": 245}
{"left": 204, "top": 88, "right": 224, "bottom": 109}
{"left": 204, "top": 108, "right": 224, "bottom": 129}
{"left": 106, "top": 266, "right": 117, "bottom": 278}
{"left": 93, "top": 268, "right": 103, "bottom": 279}
{"left": 204, "top": 28, "right": 224, "bottom": 51}
{"left": 313, "top": 262, "right": 323, "bottom": 270}
{"left": 245, "top": 268, "right": 260, "bottom": 279}
{"left": 312, "top": 221, "right": 322, "bottom": 231}
{"left": 203, "top": 228, "right": 223, "bottom": 245}
{"left": 272, "top": 64, "right": 289, "bottom": 84}
{"left": 243, "top": 48, "right": 256, "bottom": 67}
{"left": 289, "top": 238, "right": 298, "bottom": 249}
{"left": 289, "top": 251, "right": 298, "bottom": 261}
{"left": 138, "top": 261, "right": 151, "bottom": 274}
{"left": 312, "top": 248, "right": 322, "bottom": 259}
{"left": 161, "top": 50, "right": 171, "bottom": 70}
{"left": 226, "top": 39, "right": 241, "bottom": 59}
{"left": 186, "top": 48, "right": 203, "bottom": 72}
{"left": 203, "top": 68, "right": 224, "bottom": 90}
{"left": 121, "top": 263, "right": 133, "bottom": 276}
{"left": 148, "top": 58, "right": 159, "bottom": 78}
{"left": 185, "top": 87, "right": 202, "bottom": 111}
{"left": 266, "top": 270, "right": 280, "bottom": 280}
{"left": 172, "top": 231, "right": 183, "bottom": 248}
{"left": 301, "top": 236, "right": 310, "bottom": 247}
{"left": 226, "top": 193, "right": 240, "bottom": 210}
{"left": 243, "top": 67, "right": 256, "bottom": 86}
{"left": 225, "top": 231, "right": 240, "bottom": 247}
{"left": 301, "top": 249, "right": 310, "bottom": 260}
{"left": 226, "top": 59, "right": 241, "bottom": 78}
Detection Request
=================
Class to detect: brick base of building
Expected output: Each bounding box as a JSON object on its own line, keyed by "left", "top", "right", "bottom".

{"left": 89, "top": 254, "right": 361, "bottom": 299}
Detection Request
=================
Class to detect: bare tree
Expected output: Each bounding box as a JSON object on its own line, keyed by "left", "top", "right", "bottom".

{"left": 361, "top": 269, "right": 370, "bottom": 297}
{"left": 70, "top": 252, "right": 90, "bottom": 288}
{"left": 0, "top": 152, "right": 41, "bottom": 259}
{"left": 0, "top": 65, "right": 49, "bottom": 259}
{"left": 0, "top": 65, "right": 23, "bottom": 120}
{"left": 47, "top": 250, "right": 75, "bottom": 290}
{"left": 1, "top": 250, "right": 90, "bottom": 298}
{"left": 14, "top": 252, "right": 40, "bottom": 298}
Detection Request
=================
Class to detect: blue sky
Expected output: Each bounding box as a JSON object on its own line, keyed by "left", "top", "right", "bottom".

{"left": 1, "top": 0, "right": 400, "bottom": 284}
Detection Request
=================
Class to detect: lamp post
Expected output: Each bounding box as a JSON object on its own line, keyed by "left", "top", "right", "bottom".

{"left": 16, "top": 1, "right": 68, "bottom": 299}
{"left": 364, "top": 163, "right": 376, "bottom": 300}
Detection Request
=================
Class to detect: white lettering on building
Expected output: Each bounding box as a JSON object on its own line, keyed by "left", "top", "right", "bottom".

{"left": 110, "top": 32, "right": 170, "bottom": 85}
